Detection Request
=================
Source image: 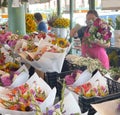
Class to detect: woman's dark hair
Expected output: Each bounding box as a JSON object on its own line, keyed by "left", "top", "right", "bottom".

{"left": 34, "top": 13, "right": 43, "bottom": 21}
{"left": 87, "top": 10, "right": 99, "bottom": 17}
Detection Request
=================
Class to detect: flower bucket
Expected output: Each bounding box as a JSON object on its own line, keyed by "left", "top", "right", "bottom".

{"left": 114, "top": 30, "right": 120, "bottom": 48}
{"left": 52, "top": 27, "right": 68, "bottom": 38}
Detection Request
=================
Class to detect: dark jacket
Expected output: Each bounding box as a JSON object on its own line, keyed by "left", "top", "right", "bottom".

{"left": 77, "top": 26, "right": 87, "bottom": 41}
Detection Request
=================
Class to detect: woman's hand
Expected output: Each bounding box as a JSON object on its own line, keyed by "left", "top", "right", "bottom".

{"left": 70, "top": 28, "right": 76, "bottom": 37}
{"left": 70, "top": 24, "right": 81, "bottom": 37}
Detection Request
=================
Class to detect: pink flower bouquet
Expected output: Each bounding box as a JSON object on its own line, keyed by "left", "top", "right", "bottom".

{"left": 86, "top": 18, "right": 112, "bottom": 46}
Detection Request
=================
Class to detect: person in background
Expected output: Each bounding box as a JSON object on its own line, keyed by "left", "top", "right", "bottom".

{"left": 70, "top": 10, "right": 111, "bottom": 69}
{"left": 34, "top": 12, "right": 48, "bottom": 33}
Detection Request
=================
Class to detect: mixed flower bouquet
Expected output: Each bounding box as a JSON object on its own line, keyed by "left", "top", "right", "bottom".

{"left": 0, "top": 73, "right": 57, "bottom": 114}
{"left": 65, "top": 69, "right": 108, "bottom": 98}
{"left": 0, "top": 64, "right": 29, "bottom": 87}
{"left": 86, "top": 18, "right": 112, "bottom": 46}
{"left": 15, "top": 36, "right": 71, "bottom": 73}
{"left": 0, "top": 83, "right": 44, "bottom": 114}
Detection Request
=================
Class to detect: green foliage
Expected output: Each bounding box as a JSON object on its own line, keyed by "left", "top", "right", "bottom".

{"left": 115, "top": 16, "right": 120, "bottom": 30}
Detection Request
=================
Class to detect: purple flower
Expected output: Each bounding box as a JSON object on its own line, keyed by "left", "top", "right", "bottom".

{"left": 0, "top": 75, "right": 12, "bottom": 86}
{"left": 54, "top": 104, "right": 60, "bottom": 109}
{"left": 47, "top": 110, "right": 54, "bottom": 115}
{"left": 23, "top": 35, "right": 30, "bottom": 40}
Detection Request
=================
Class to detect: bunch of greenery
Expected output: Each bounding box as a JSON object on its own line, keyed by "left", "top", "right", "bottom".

{"left": 115, "top": 15, "right": 120, "bottom": 30}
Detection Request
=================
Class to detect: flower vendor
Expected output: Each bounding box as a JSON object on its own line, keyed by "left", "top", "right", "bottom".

{"left": 70, "top": 10, "right": 112, "bottom": 69}
{"left": 34, "top": 12, "right": 48, "bottom": 33}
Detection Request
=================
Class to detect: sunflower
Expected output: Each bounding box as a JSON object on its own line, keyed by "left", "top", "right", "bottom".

{"left": 56, "top": 38, "right": 68, "bottom": 48}
{"left": 25, "top": 13, "right": 37, "bottom": 33}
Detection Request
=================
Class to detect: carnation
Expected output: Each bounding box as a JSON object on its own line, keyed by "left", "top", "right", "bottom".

{"left": 0, "top": 74, "right": 12, "bottom": 86}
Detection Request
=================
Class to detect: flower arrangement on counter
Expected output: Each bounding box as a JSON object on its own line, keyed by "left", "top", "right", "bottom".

{"left": 25, "top": 13, "right": 37, "bottom": 33}
{"left": 85, "top": 18, "right": 112, "bottom": 46}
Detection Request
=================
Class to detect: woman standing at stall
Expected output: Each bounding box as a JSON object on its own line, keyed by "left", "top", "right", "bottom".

{"left": 70, "top": 10, "right": 112, "bottom": 69}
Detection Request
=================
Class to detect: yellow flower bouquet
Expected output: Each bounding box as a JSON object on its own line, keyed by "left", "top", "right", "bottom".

{"left": 48, "top": 13, "right": 70, "bottom": 28}
{"left": 25, "top": 14, "right": 37, "bottom": 33}
{"left": 51, "top": 37, "right": 70, "bottom": 48}
{"left": 52, "top": 17, "right": 70, "bottom": 28}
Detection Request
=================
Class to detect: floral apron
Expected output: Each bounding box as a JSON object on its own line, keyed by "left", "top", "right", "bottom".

{"left": 81, "top": 28, "right": 110, "bottom": 69}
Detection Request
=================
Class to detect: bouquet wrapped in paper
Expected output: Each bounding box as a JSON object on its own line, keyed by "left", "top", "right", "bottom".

{"left": 15, "top": 39, "right": 71, "bottom": 73}
{"left": 63, "top": 70, "right": 108, "bottom": 104}
{"left": 0, "top": 64, "right": 29, "bottom": 88}
{"left": 44, "top": 93, "right": 81, "bottom": 115}
{"left": 0, "top": 73, "right": 56, "bottom": 115}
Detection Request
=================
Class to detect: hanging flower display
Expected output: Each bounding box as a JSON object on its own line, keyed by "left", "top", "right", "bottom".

{"left": 25, "top": 14, "right": 37, "bottom": 33}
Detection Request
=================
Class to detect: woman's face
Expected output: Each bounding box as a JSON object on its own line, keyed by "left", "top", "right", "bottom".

{"left": 86, "top": 13, "right": 97, "bottom": 26}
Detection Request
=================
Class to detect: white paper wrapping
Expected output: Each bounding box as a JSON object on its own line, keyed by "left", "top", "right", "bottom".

{"left": 63, "top": 93, "right": 81, "bottom": 114}
{"left": 88, "top": 71, "right": 107, "bottom": 88}
{"left": 70, "top": 69, "right": 92, "bottom": 87}
{"left": 46, "top": 93, "right": 81, "bottom": 115}
{"left": 0, "top": 64, "right": 29, "bottom": 88}
{"left": 17, "top": 40, "right": 71, "bottom": 73}
{"left": 0, "top": 73, "right": 57, "bottom": 114}
{"left": 9, "top": 64, "right": 29, "bottom": 88}
{"left": 26, "top": 73, "right": 57, "bottom": 112}
{"left": 91, "top": 99, "right": 120, "bottom": 115}
{"left": 0, "top": 108, "right": 35, "bottom": 115}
